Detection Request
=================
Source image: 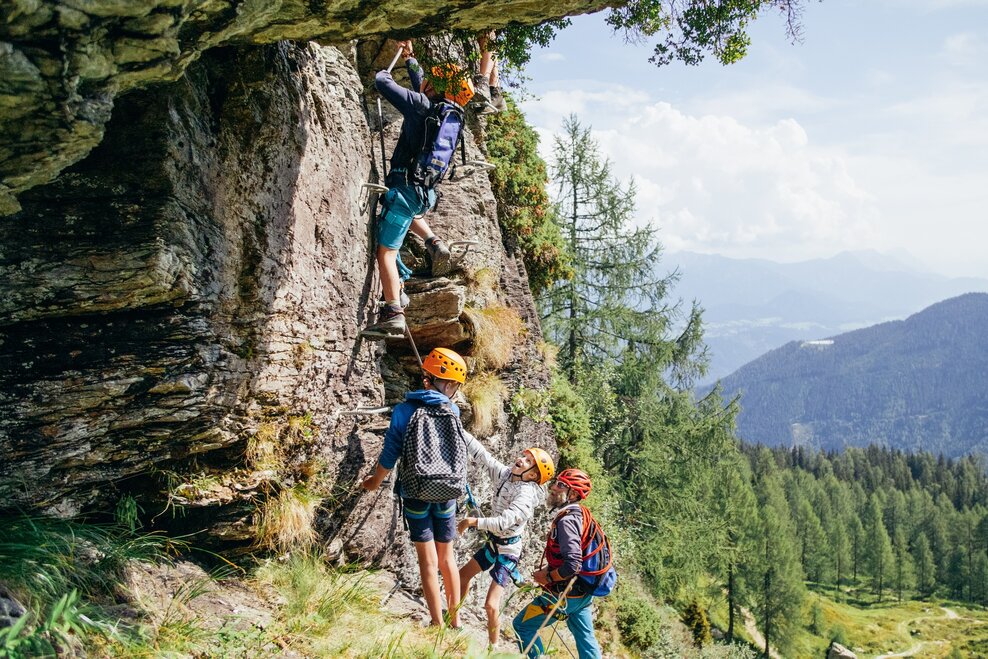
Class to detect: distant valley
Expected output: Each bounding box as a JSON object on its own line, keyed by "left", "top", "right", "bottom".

{"left": 714, "top": 293, "right": 988, "bottom": 457}
{"left": 666, "top": 250, "right": 988, "bottom": 385}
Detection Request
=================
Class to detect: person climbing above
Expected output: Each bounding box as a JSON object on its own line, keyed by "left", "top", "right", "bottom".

{"left": 512, "top": 468, "right": 617, "bottom": 659}
{"left": 362, "top": 40, "right": 474, "bottom": 339}
{"left": 472, "top": 32, "right": 507, "bottom": 113}
{"left": 457, "top": 443, "right": 554, "bottom": 648}
{"left": 361, "top": 347, "right": 471, "bottom": 628}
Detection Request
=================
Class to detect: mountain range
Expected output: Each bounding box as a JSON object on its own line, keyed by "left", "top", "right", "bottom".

{"left": 714, "top": 293, "right": 988, "bottom": 457}
{"left": 666, "top": 250, "right": 988, "bottom": 385}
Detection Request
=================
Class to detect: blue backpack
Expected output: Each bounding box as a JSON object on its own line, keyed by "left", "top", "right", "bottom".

{"left": 547, "top": 505, "right": 618, "bottom": 597}
{"left": 411, "top": 100, "right": 464, "bottom": 191}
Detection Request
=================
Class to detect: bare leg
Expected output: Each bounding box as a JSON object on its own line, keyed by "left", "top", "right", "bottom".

{"left": 479, "top": 31, "right": 495, "bottom": 79}
{"left": 376, "top": 245, "right": 401, "bottom": 303}
{"left": 408, "top": 215, "right": 434, "bottom": 240}
{"left": 436, "top": 541, "right": 461, "bottom": 627}
{"left": 484, "top": 580, "right": 506, "bottom": 646}
{"left": 414, "top": 540, "right": 443, "bottom": 626}
{"left": 459, "top": 557, "right": 483, "bottom": 601}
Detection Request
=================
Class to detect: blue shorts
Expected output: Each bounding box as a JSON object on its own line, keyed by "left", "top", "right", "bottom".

{"left": 473, "top": 544, "right": 522, "bottom": 587}
{"left": 403, "top": 498, "right": 456, "bottom": 543}
{"left": 376, "top": 185, "right": 436, "bottom": 250}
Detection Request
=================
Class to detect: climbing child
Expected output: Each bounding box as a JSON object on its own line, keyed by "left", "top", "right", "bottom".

{"left": 361, "top": 347, "right": 471, "bottom": 628}
{"left": 362, "top": 40, "right": 475, "bottom": 339}
{"left": 472, "top": 31, "right": 507, "bottom": 113}
{"left": 457, "top": 443, "right": 555, "bottom": 647}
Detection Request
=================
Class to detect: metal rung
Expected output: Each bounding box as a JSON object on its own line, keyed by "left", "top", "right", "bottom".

{"left": 465, "top": 160, "right": 496, "bottom": 172}
{"left": 339, "top": 406, "right": 393, "bottom": 416}
{"left": 362, "top": 183, "right": 389, "bottom": 195}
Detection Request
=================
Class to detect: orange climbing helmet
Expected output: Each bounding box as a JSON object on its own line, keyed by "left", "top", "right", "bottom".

{"left": 430, "top": 64, "right": 475, "bottom": 107}
{"left": 422, "top": 347, "right": 467, "bottom": 384}
{"left": 555, "top": 468, "right": 592, "bottom": 500}
{"left": 524, "top": 447, "right": 555, "bottom": 485}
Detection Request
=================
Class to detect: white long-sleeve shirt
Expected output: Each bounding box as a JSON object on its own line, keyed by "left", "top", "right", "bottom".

{"left": 465, "top": 433, "right": 546, "bottom": 548}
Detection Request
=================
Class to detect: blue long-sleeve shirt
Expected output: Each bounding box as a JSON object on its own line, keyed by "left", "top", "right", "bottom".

{"left": 378, "top": 389, "right": 460, "bottom": 470}
{"left": 375, "top": 58, "right": 434, "bottom": 187}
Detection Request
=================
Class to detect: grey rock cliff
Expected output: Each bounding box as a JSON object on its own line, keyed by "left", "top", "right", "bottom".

{"left": 0, "top": 0, "right": 614, "bottom": 214}
{"left": 0, "top": 36, "right": 555, "bottom": 580}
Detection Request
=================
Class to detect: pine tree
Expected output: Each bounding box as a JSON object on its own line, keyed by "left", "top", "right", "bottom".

{"left": 540, "top": 114, "right": 704, "bottom": 387}
{"left": 892, "top": 526, "right": 914, "bottom": 602}
{"left": 863, "top": 494, "right": 895, "bottom": 602}
{"left": 912, "top": 534, "right": 937, "bottom": 597}
{"left": 753, "top": 472, "right": 804, "bottom": 657}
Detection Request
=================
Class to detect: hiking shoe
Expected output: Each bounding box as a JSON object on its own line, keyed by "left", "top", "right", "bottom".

{"left": 426, "top": 238, "right": 452, "bottom": 277}
{"left": 361, "top": 305, "right": 406, "bottom": 339}
{"left": 378, "top": 287, "right": 410, "bottom": 310}
{"left": 490, "top": 86, "right": 507, "bottom": 112}
{"left": 472, "top": 73, "right": 491, "bottom": 106}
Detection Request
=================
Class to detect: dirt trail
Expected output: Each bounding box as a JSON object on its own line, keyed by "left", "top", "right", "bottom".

{"left": 740, "top": 607, "right": 782, "bottom": 659}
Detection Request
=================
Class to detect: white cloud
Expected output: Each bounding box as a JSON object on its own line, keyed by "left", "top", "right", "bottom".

{"left": 540, "top": 52, "right": 566, "bottom": 62}
{"left": 523, "top": 91, "right": 881, "bottom": 263}
{"left": 941, "top": 32, "right": 980, "bottom": 64}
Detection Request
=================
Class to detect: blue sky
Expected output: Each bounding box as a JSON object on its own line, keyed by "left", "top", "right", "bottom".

{"left": 518, "top": 0, "right": 988, "bottom": 278}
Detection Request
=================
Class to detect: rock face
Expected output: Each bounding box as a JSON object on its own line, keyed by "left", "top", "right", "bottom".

{"left": 0, "top": 41, "right": 381, "bottom": 512}
{"left": 0, "top": 0, "right": 615, "bottom": 215}
{"left": 827, "top": 642, "right": 858, "bottom": 659}
{"left": 0, "top": 34, "right": 556, "bottom": 580}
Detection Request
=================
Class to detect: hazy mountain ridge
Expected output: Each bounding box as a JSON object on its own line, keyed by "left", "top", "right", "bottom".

{"left": 716, "top": 293, "right": 988, "bottom": 457}
{"left": 666, "top": 251, "right": 988, "bottom": 383}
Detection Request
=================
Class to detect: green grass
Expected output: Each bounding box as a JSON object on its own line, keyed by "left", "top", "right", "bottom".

{"left": 787, "top": 584, "right": 988, "bottom": 658}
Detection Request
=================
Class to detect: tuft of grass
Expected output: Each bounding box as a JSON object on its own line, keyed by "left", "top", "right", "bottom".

{"left": 247, "top": 421, "right": 281, "bottom": 472}
{"left": 465, "top": 267, "right": 499, "bottom": 297}
{"left": 253, "top": 485, "right": 321, "bottom": 553}
{"left": 463, "top": 305, "right": 525, "bottom": 371}
{"left": 463, "top": 372, "right": 508, "bottom": 436}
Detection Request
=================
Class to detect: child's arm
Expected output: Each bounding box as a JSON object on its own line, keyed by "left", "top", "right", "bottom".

{"left": 362, "top": 403, "right": 411, "bottom": 490}
{"left": 464, "top": 484, "right": 539, "bottom": 537}
{"left": 464, "top": 430, "right": 510, "bottom": 482}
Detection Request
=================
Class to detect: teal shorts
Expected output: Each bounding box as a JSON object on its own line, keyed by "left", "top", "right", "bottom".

{"left": 376, "top": 185, "right": 436, "bottom": 250}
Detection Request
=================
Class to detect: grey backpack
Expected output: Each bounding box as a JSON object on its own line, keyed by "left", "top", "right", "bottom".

{"left": 398, "top": 404, "right": 468, "bottom": 502}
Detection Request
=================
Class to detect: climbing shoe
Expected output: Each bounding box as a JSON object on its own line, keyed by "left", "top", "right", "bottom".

{"left": 361, "top": 305, "right": 406, "bottom": 339}
{"left": 490, "top": 86, "right": 507, "bottom": 112}
{"left": 426, "top": 238, "right": 452, "bottom": 277}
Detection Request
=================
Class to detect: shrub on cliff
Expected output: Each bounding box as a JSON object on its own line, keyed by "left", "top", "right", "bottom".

{"left": 484, "top": 100, "right": 572, "bottom": 294}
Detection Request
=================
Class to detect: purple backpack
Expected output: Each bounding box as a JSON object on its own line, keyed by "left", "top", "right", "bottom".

{"left": 411, "top": 100, "right": 464, "bottom": 191}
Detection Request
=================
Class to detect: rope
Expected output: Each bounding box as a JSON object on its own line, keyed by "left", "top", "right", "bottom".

{"left": 404, "top": 322, "right": 423, "bottom": 370}
{"left": 520, "top": 576, "right": 577, "bottom": 657}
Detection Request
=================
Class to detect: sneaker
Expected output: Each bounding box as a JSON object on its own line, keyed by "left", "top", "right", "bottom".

{"left": 426, "top": 238, "right": 452, "bottom": 277}
{"left": 361, "top": 305, "right": 406, "bottom": 339}
{"left": 490, "top": 86, "right": 507, "bottom": 112}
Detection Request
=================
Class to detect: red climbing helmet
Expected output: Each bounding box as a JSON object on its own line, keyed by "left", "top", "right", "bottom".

{"left": 555, "top": 468, "right": 592, "bottom": 500}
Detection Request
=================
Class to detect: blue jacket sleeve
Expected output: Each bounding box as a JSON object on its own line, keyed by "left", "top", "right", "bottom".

{"left": 375, "top": 59, "right": 431, "bottom": 120}
{"left": 407, "top": 57, "right": 424, "bottom": 92}
{"left": 379, "top": 403, "right": 414, "bottom": 470}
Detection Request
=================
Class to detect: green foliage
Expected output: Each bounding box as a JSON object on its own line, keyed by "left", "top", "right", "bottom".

{"left": 0, "top": 590, "right": 95, "bottom": 658}
{"left": 616, "top": 592, "right": 663, "bottom": 650}
{"left": 606, "top": 0, "right": 805, "bottom": 67}
{"left": 508, "top": 384, "right": 551, "bottom": 424}
{"left": 547, "top": 372, "right": 593, "bottom": 463}
{"left": 540, "top": 115, "right": 706, "bottom": 386}
{"left": 681, "top": 602, "right": 712, "bottom": 648}
{"left": 484, "top": 99, "right": 572, "bottom": 293}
